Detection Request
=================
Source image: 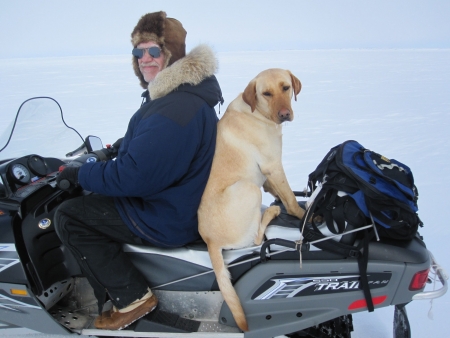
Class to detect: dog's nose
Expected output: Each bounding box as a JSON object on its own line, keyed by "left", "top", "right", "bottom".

{"left": 278, "top": 108, "right": 291, "bottom": 121}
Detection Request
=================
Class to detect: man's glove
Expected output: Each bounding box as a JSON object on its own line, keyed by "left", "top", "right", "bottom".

{"left": 56, "top": 166, "right": 80, "bottom": 190}
{"left": 92, "top": 137, "right": 123, "bottom": 161}
{"left": 112, "top": 137, "right": 123, "bottom": 149}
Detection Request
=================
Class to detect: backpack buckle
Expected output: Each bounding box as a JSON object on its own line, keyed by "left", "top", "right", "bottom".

{"left": 304, "top": 231, "right": 316, "bottom": 241}
{"left": 349, "top": 250, "right": 360, "bottom": 257}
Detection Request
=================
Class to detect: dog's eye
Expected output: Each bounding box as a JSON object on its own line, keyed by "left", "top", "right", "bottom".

{"left": 283, "top": 86, "right": 290, "bottom": 91}
{"left": 263, "top": 92, "right": 272, "bottom": 97}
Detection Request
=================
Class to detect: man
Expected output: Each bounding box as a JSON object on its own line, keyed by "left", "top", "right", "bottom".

{"left": 54, "top": 11, "right": 223, "bottom": 330}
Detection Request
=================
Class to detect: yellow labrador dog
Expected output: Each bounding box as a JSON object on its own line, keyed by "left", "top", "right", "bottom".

{"left": 198, "top": 68, "right": 306, "bottom": 331}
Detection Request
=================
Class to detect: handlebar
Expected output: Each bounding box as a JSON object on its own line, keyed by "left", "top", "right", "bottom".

{"left": 65, "top": 143, "right": 88, "bottom": 158}
{"left": 57, "top": 178, "right": 73, "bottom": 191}
{"left": 56, "top": 153, "right": 99, "bottom": 191}
{"left": 293, "top": 190, "right": 311, "bottom": 197}
{"left": 57, "top": 142, "right": 120, "bottom": 191}
{"left": 260, "top": 238, "right": 310, "bottom": 262}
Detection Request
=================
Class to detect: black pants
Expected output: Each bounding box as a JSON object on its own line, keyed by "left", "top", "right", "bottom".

{"left": 54, "top": 194, "right": 150, "bottom": 313}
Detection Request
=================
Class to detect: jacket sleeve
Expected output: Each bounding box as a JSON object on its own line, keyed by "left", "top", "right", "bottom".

{"left": 78, "top": 113, "right": 202, "bottom": 198}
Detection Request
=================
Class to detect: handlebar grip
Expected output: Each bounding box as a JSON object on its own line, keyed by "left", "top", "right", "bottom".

{"left": 56, "top": 153, "right": 98, "bottom": 191}
{"left": 260, "top": 238, "right": 309, "bottom": 262}
{"left": 57, "top": 179, "right": 73, "bottom": 190}
{"left": 260, "top": 238, "right": 296, "bottom": 262}
{"left": 58, "top": 179, "right": 72, "bottom": 191}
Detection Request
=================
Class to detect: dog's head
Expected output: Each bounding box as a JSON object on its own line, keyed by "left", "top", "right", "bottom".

{"left": 242, "top": 69, "right": 301, "bottom": 124}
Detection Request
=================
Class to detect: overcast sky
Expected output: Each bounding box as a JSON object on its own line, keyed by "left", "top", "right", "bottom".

{"left": 1, "top": 0, "right": 450, "bottom": 59}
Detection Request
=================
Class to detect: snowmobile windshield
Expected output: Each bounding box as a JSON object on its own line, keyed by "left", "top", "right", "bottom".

{"left": 0, "top": 97, "right": 87, "bottom": 161}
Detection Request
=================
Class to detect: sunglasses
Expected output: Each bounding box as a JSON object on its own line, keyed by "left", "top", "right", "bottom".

{"left": 132, "top": 46, "right": 162, "bottom": 59}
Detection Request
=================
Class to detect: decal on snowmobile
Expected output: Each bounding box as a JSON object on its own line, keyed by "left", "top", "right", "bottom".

{"left": 0, "top": 243, "right": 20, "bottom": 273}
{"left": 252, "top": 273, "right": 392, "bottom": 300}
{"left": 0, "top": 291, "right": 41, "bottom": 312}
{"left": 0, "top": 244, "right": 16, "bottom": 252}
{"left": 0, "top": 258, "right": 20, "bottom": 274}
{"left": 0, "top": 321, "right": 20, "bottom": 330}
{"left": 0, "top": 245, "right": 41, "bottom": 312}
{"left": 0, "top": 245, "right": 20, "bottom": 274}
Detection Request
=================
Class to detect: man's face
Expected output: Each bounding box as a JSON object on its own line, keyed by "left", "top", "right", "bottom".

{"left": 137, "top": 41, "right": 166, "bottom": 83}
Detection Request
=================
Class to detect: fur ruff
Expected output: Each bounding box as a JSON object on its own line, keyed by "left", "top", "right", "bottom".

{"left": 149, "top": 44, "right": 218, "bottom": 100}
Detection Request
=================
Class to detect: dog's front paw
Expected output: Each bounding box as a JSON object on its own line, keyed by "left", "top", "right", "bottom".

{"left": 312, "top": 215, "right": 323, "bottom": 224}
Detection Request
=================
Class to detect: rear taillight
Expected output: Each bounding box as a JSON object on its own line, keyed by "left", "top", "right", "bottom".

{"left": 348, "top": 295, "right": 387, "bottom": 310}
{"left": 409, "top": 268, "right": 430, "bottom": 291}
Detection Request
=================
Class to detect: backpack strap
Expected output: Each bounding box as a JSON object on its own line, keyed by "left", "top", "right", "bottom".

{"left": 314, "top": 189, "right": 347, "bottom": 234}
{"left": 301, "top": 188, "right": 361, "bottom": 258}
{"left": 303, "top": 223, "right": 376, "bottom": 312}
{"left": 355, "top": 229, "right": 375, "bottom": 312}
{"left": 303, "top": 224, "right": 361, "bottom": 258}
{"left": 301, "top": 186, "right": 375, "bottom": 312}
{"left": 366, "top": 198, "right": 404, "bottom": 228}
{"left": 307, "top": 144, "right": 341, "bottom": 192}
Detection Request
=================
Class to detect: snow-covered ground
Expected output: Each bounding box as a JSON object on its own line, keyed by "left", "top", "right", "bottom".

{"left": 0, "top": 49, "right": 449, "bottom": 337}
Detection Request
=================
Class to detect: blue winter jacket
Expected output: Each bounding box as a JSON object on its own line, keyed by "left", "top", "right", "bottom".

{"left": 78, "top": 45, "right": 222, "bottom": 247}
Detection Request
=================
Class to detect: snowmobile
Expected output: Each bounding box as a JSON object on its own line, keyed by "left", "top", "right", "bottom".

{"left": 0, "top": 97, "right": 447, "bottom": 338}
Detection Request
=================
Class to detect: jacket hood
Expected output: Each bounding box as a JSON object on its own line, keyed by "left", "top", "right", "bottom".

{"left": 177, "top": 75, "right": 224, "bottom": 108}
{"left": 148, "top": 44, "right": 220, "bottom": 101}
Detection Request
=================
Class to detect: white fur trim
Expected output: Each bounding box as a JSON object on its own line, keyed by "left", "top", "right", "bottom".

{"left": 149, "top": 44, "right": 218, "bottom": 100}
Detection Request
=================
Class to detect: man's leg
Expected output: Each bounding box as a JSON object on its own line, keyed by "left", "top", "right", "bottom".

{"left": 54, "top": 194, "right": 156, "bottom": 329}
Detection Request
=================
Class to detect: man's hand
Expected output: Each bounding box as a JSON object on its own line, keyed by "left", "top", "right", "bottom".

{"left": 56, "top": 166, "right": 80, "bottom": 190}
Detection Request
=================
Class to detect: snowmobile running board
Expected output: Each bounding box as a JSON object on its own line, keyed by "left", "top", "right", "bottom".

{"left": 81, "top": 331, "right": 244, "bottom": 337}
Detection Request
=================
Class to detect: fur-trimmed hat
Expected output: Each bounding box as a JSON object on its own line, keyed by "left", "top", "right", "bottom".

{"left": 131, "top": 11, "right": 187, "bottom": 89}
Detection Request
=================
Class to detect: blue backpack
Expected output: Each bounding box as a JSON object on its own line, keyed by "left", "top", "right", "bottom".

{"left": 302, "top": 140, "right": 423, "bottom": 311}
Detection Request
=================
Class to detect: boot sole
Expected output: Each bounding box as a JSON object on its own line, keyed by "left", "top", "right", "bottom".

{"left": 116, "top": 304, "right": 157, "bottom": 330}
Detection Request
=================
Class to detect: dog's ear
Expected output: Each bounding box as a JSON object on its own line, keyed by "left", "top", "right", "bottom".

{"left": 242, "top": 79, "right": 257, "bottom": 112}
{"left": 289, "top": 72, "right": 302, "bottom": 101}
